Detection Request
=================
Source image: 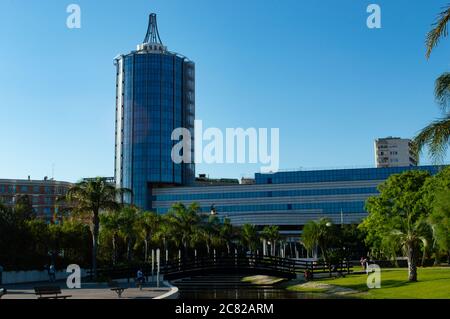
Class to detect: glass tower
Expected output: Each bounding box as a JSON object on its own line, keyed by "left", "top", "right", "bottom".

{"left": 114, "top": 14, "right": 195, "bottom": 210}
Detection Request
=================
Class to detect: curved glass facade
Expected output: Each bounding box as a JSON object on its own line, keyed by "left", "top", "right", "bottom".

{"left": 115, "top": 50, "right": 195, "bottom": 210}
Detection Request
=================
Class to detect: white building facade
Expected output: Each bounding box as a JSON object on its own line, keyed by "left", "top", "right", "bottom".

{"left": 374, "top": 137, "right": 418, "bottom": 168}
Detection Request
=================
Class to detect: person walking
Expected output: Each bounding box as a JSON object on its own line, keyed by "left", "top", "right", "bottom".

{"left": 136, "top": 269, "right": 145, "bottom": 290}
{"left": 48, "top": 264, "right": 56, "bottom": 283}
{"left": 360, "top": 257, "right": 368, "bottom": 271}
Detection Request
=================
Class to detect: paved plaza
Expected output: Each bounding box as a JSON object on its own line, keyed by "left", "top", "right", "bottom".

{"left": 1, "top": 280, "right": 174, "bottom": 299}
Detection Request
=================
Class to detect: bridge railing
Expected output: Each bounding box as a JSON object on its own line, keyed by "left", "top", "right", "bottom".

{"left": 89, "top": 254, "right": 353, "bottom": 281}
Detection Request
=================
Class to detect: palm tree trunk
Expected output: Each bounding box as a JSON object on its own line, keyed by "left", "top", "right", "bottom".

{"left": 183, "top": 239, "right": 188, "bottom": 258}
{"left": 92, "top": 211, "right": 100, "bottom": 281}
{"left": 144, "top": 239, "right": 148, "bottom": 263}
{"left": 421, "top": 248, "right": 427, "bottom": 267}
{"left": 112, "top": 234, "right": 117, "bottom": 265}
{"left": 407, "top": 245, "right": 418, "bottom": 282}
{"left": 320, "top": 246, "right": 326, "bottom": 262}
{"left": 127, "top": 240, "right": 132, "bottom": 263}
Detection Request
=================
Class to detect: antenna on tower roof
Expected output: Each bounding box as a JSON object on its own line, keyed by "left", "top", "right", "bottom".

{"left": 144, "top": 13, "right": 163, "bottom": 45}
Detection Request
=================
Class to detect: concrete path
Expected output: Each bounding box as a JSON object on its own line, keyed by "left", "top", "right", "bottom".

{"left": 1, "top": 280, "right": 173, "bottom": 299}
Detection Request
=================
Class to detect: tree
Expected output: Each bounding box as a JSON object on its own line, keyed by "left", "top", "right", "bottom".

{"left": 219, "top": 218, "right": 235, "bottom": 254}
{"left": 116, "top": 207, "right": 139, "bottom": 263}
{"left": 166, "top": 203, "right": 200, "bottom": 256}
{"left": 429, "top": 191, "right": 450, "bottom": 264}
{"left": 415, "top": 5, "right": 450, "bottom": 160}
{"left": 262, "top": 225, "right": 280, "bottom": 256}
{"left": 14, "top": 194, "right": 36, "bottom": 221}
{"left": 240, "top": 224, "right": 259, "bottom": 253}
{"left": 0, "top": 200, "right": 91, "bottom": 270}
{"left": 26, "top": 219, "right": 51, "bottom": 261}
{"left": 423, "top": 167, "right": 450, "bottom": 263}
{"left": 59, "top": 220, "right": 91, "bottom": 267}
{"left": 100, "top": 212, "right": 121, "bottom": 265}
{"left": 360, "top": 171, "right": 432, "bottom": 282}
{"left": 301, "top": 221, "right": 319, "bottom": 259}
{"left": 136, "top": 211, "right": 160, "bottom": 263}
{"left": 195, "top": 214, "right": 221, "bottom": 255}
{"left": 333, "top": 224, "right": 367, "bottom": 260}
{"left": 154, "top": 214, "right": 173, "bottom": 260}
{"left": 64, "top": 178, "right": 128, "bottom": 279}
{"left": 301, "top": 218, "right": 333, "bottom": 260}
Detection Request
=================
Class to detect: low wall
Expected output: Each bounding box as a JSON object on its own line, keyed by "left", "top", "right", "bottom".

{"left": 1, "top": 269, "right": 88, "bottom": 285}
{"left": 153, "top": 280, "right": 179, "bottom": 300}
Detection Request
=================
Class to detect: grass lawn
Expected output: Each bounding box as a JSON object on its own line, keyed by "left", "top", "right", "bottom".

{"left": 288, "top": 267, "right": 450, "bottom": 299}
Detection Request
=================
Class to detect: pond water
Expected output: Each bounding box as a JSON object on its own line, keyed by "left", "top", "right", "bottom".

{"left": 173, "top": 274, "right": 322, "bottom": 299}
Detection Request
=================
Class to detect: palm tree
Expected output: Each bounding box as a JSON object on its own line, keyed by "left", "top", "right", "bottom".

{"left": 428, "top": 190, "right": 450, "bottom": 264}
{"left": 414, "top": 75, "right": 450, "bottom": 160}
{"left": 197, "top": 215, "right": 220, "bottom": 255}
{"left": 136, "top": 211, "right": 160, "bottom": 263}
{"left": 415, "top": 117, "right": 450, "bottom": 162}
{"left": 415, "top": 5, "right": 450, "bottom": 160}
{"left": 219, "top": 218, "right": 235, "bottom": 254}
{"left": 262, "top": 225, "right": 280, "bottom": 256}
{"left": 240, "top": 224, "right": 259, "bottom": 254}
{"left": 426, "top": 4, "right": 450, "bottom": 59}
{"left": 301, "top": 218, "right": 333, "bottom": 260}
{"left": 385, "top": 216, "right": 429, "bottom": 282}
{"left": 166, "top": 203, "right": 200, "bottom": 256}
{"left": 301, "top": 221, "right": 320, "bottom": 259}
{"left": 117, "top": 206, "right": 139, "bottom": 264}
{"left": 64, "top": 178, "right": 128, "bottom": 279}
{"left": 100, "top": 212, "right": 121, "bottom": 265}
{"left": 154, "top": 214, "right": 173, "bottom": 261}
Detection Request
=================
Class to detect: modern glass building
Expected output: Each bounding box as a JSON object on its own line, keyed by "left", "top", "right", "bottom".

{"left": 113, "top": 14, "right": 445, "bottom": 236}
{"left": 114, "top": 14, "right": 195, "bottom": 209}
{"left": 152, "top": 165, "right": 445, "bottom": 238}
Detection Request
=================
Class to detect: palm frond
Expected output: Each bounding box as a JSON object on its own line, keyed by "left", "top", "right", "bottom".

{"left": 419, "top": 236, "right": 429, "bottom": 249}
{"left": 426, "top": 4, "right": 450, "bottom": 59}
{"left": 414, "top": 114, "right": 450, "bottom": 162}
{"left": 435, "top": 72, "right": 450, "bottom": 111}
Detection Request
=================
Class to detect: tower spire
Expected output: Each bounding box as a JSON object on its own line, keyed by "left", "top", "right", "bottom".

{"left": 144, "top": 13, "right": 163, "bottom": 44}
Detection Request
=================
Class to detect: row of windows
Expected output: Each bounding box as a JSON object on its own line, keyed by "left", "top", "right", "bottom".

{"left": 134, "top": 125, "right": 179, "bottom": 132}
{"left": 1, "top": 195, "right": 56, "bottom": 203}
{"left": 133, "top": 136, "right": 176, "bottom": 144}
{"left": 255, "top": 166, "right": 442, "bottom": 184}
{"left": 155, "top": 201, "right": 366, "bottom": 215}
{"left": 0, "top": 185, "right": 66, "bottom": 195}
{"left": 133, "top": 87, "right": 178, "bottom": 95}
{"left": 153, "top": 187, "right": 379, "bottom": 202}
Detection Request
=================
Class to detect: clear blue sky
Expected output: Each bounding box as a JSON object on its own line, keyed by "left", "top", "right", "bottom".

{"left": 0, "top": 0, "right": 449, "bottom": 182}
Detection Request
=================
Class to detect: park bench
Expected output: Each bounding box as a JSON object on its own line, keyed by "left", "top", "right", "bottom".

{"left": 34, "top": 286, "right": 71, "bottom": 299}
{"left": 0, "top": 288, "right": 7, "bottom": 299}
{"left": 108, "top": 281, "right": 127, "bottom": 298}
